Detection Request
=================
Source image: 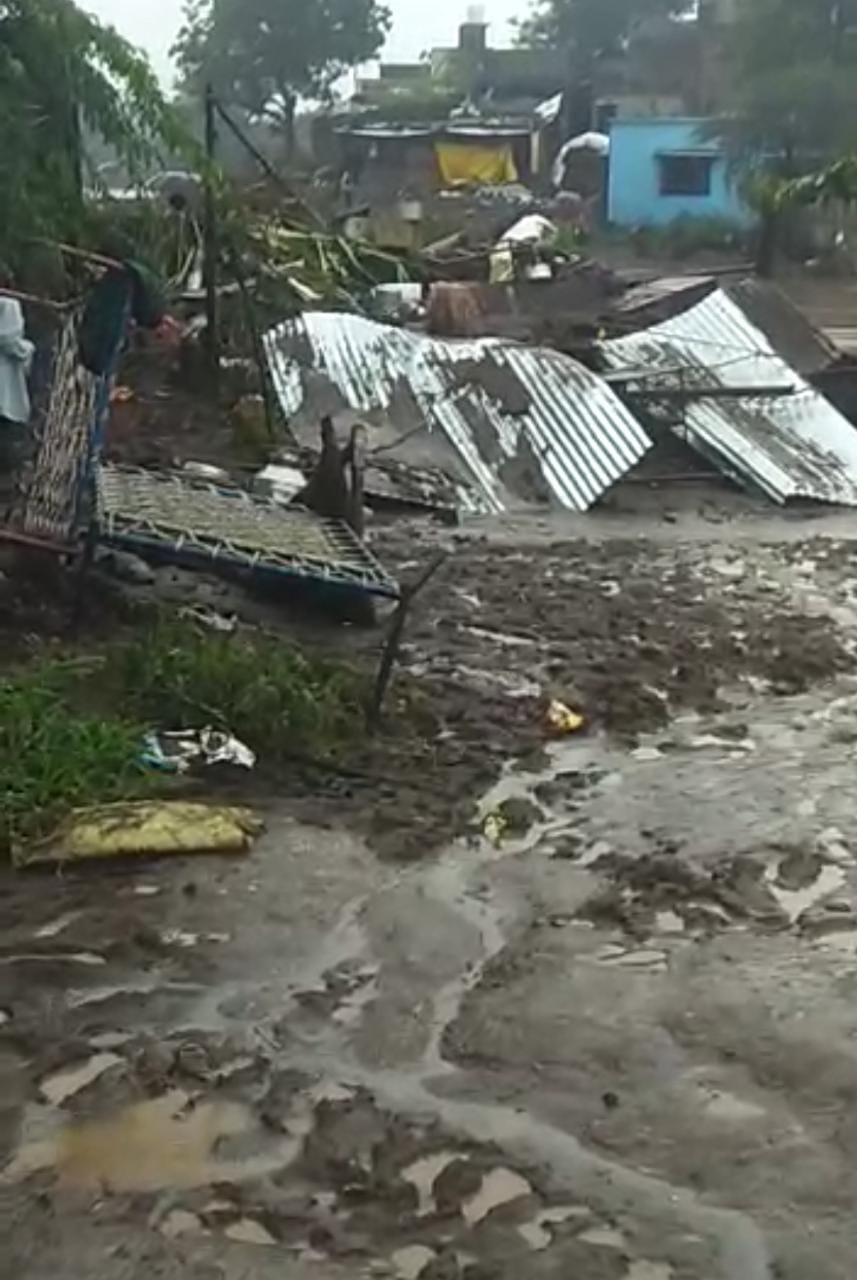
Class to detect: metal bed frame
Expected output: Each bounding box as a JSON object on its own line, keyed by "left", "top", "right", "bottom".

{"left": 96, "top": 464, "right": 399, "bottom": 600}
{"left": 0, "top": 305, "right": 399, "bottom": 609}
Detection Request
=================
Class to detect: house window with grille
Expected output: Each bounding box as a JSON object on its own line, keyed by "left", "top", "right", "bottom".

{"left": 658, "top": 153, "right": 714, "bottom": 197}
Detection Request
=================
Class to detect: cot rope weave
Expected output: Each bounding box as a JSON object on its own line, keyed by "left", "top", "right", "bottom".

{"left": 97, "top": 465, "right": 400, "bottom": 598}
{"left": 10, "top": 309, "right": 97, "bottom": 545}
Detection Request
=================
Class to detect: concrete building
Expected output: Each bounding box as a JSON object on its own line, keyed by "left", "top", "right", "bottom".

{"left": 354, "top": 14, "right": 566, "bottom": 113}
{"left": 607, "top": 117, "right": 749, "bottom": 228}
{"left": 338, "top": 16, "right": 567, "bottom": 204}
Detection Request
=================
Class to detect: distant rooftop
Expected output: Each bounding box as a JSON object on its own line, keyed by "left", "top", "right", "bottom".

{"left": 356, "top": 20, "right": 566, "bottom": 108}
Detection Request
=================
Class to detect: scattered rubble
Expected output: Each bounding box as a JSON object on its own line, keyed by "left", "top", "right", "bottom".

{"left": 9, "top": 99, "right": 857, "bottom": 1280}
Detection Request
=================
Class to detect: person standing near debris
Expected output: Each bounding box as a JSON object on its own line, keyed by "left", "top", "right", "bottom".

{"left": 0, "top": 291, "right": 35, "bottom": 480}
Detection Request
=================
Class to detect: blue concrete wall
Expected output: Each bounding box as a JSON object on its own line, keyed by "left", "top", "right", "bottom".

{"left": 608, "top": 118, "right": 749, "bottom": 227}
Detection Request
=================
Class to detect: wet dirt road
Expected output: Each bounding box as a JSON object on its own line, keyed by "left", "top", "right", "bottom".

{"left": 5, "top": 509, "right": 857, "bottom": 1279}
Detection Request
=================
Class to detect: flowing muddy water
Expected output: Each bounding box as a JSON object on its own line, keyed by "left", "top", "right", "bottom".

{"left": 10, "top": 531, "right": 857, "bottom": 1277}
{"left": 4, "top": 1091, "right": 300, "bottom": 1192}
{"left": 0, "top": 730, "right": 772, "bottom": 1280}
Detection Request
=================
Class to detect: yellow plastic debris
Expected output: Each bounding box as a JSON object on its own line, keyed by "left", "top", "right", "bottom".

{"left": 14, "top": 802, "right": 264, "bottom": 868}
{"left": 546, "top": 700, "right": 586, "bottom": 735}
{"left": 483, "top": 812, "right": 507, "bottom": 847}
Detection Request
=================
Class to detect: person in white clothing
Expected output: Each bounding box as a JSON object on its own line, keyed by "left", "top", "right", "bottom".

{"left": 0, "top": 295, "right": 35, "bottom": 481}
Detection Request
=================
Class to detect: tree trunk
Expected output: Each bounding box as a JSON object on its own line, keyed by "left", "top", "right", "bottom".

{"left": 282, "top": 92, "right": 297, "bottom": 163}
{"left": 755, "top": 208, "right": 780, "bottom": 278}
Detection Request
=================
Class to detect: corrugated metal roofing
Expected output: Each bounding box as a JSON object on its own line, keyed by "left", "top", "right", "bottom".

{"left": 445, "top": 124, "right": 531, "bottom": 137}
{"left": 339, "top": 126, "right": 435, "bottom": 139}
{"left": 601, "top": 289, "right": 857, "bottom": 506}
{"left": 264, "top": 312, "right": 653, "bottom": 513}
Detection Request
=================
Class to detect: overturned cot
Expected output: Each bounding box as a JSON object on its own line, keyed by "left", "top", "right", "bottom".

{"left": 96, "top": 464, "right": 400, "bottom": 602}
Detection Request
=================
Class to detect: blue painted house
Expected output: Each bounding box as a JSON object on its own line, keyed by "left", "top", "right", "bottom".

{"left": 607, "top": 118, "right": 751, "bottom": 228}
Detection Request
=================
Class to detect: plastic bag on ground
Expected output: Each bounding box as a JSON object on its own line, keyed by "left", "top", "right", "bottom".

{"left": 141, "top": 728, "right": 255, "bottom": 773}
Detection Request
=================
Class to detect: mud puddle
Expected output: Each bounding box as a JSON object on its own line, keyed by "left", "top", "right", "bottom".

{"left": 3, "top": 1089, "right": 299, "bottom": 1191}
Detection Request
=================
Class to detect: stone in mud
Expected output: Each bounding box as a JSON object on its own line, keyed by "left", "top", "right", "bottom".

{"left": 96, "top": 548, "right": 155, "bottom": 585}
{"left": 496, "top": 797, "right": 541, "bottom": 835}
{"left": 433, "top": 1157, "right": 484, "bottom": 1214}
{"left": 533, "top": 769, "right": 598, "bottom": 808}
{"left": 159, "top": 1209, "right": 206, "bottom": 1239}
{"left": 774, "top": 848, "right": 823, "bottom": 893}
{"left": 420, "top": 1248, "right": 462, "bottom": 1280}
{"left": 174, "top": 1041, "right": 212, "bottom": 1082}
{"left": 712, "top": 859, "right": 784, "bottom": 924}
{"left": 576, "top": 848, "right": 798, "bottom": 940}
{"left": 224, "top": 1217, "right": 278, "bottom": 1246}
{"left": 258, "top": 1069, "right": 314, "bottom": 1132}
{"left": 133, "top": 1040, "right": 175, "bottom": 1093}
{"left": 462, "top": 1167, "right": 534, "bottom": 1226}
{"left": 392, "top": 1245, "right": 436, "bottom": 1280}
{"left": 39, "top": 1052, "right": 123, "bottom": 1106}
{"left": 577, "top": 885, "right": 652, "bottom": 938}
{"left": 550, "top": 833, "right": 584, "bottom": 860}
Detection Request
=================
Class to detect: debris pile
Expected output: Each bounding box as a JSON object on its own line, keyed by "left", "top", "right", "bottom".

{"left": 6, "top": 118, "right": 857, "bottom": 870}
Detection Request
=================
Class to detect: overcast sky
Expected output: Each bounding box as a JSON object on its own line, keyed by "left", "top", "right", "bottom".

{"left": 81, "top": 0, "right": 525, "bottom": 87}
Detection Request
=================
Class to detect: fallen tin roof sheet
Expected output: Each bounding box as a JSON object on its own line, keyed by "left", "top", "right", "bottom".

{"left": 601, "top": 288, "right": 857, "bottom": 506}
{"left": 264, "top": 311, "right": 652, "bottom": 513}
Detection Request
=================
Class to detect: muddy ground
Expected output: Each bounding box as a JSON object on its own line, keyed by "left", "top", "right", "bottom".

{"left": 5, "top": 497, "right": 857, "bottom": 1278}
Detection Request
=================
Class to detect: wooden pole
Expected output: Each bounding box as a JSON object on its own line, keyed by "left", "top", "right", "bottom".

{"left": 212, "top": 98, "right": 322, "bottom": 227}
{"left": 366, "top": 554, "right": 446, "bottom": 734}
{"left": 347, "top": 424, "right": 368, "bottom": 538}
{"left": 203, "top": 83, "right": 220, "bottom": 382}
{"left": 225, "top": 241, "right": 278, "bottom": 446}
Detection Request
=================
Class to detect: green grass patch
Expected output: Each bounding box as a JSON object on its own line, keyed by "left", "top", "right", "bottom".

{"left": 0, "top": 620, "right": 365, "bottom": 857}
{"left": 104, "top": 620, "right": 363, "bottom": 757}
{"left": 0, "top": 674, "right": 146, "bottom": 854}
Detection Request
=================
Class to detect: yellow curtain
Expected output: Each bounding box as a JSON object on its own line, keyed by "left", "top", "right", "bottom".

{"left": 435, "top": 142, "right": 519, "bottom": 186}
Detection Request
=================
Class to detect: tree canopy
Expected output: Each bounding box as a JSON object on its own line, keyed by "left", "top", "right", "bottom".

{"left": 0, "top": 0, "right": 178, "bottom": 271}
{"left": 713, "top": 0, "right": 857, "bottom": 172}
{"left": 173, "top": 0, "right": 391, "bottom": 145}
{"left": 516, "top": 0, "right": 689, "bottom": 69}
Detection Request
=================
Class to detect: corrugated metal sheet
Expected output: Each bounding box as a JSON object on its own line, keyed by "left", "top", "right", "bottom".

{"left": 601, "top": 289, "right": 857, "bottom": 506}
{"left": 264, "top": 312, "right": 652, "bottom": 513}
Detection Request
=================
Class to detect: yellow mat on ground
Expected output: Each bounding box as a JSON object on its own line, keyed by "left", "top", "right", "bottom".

{"left": 15, "top": 802, "right": 264, "bottom": 867}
